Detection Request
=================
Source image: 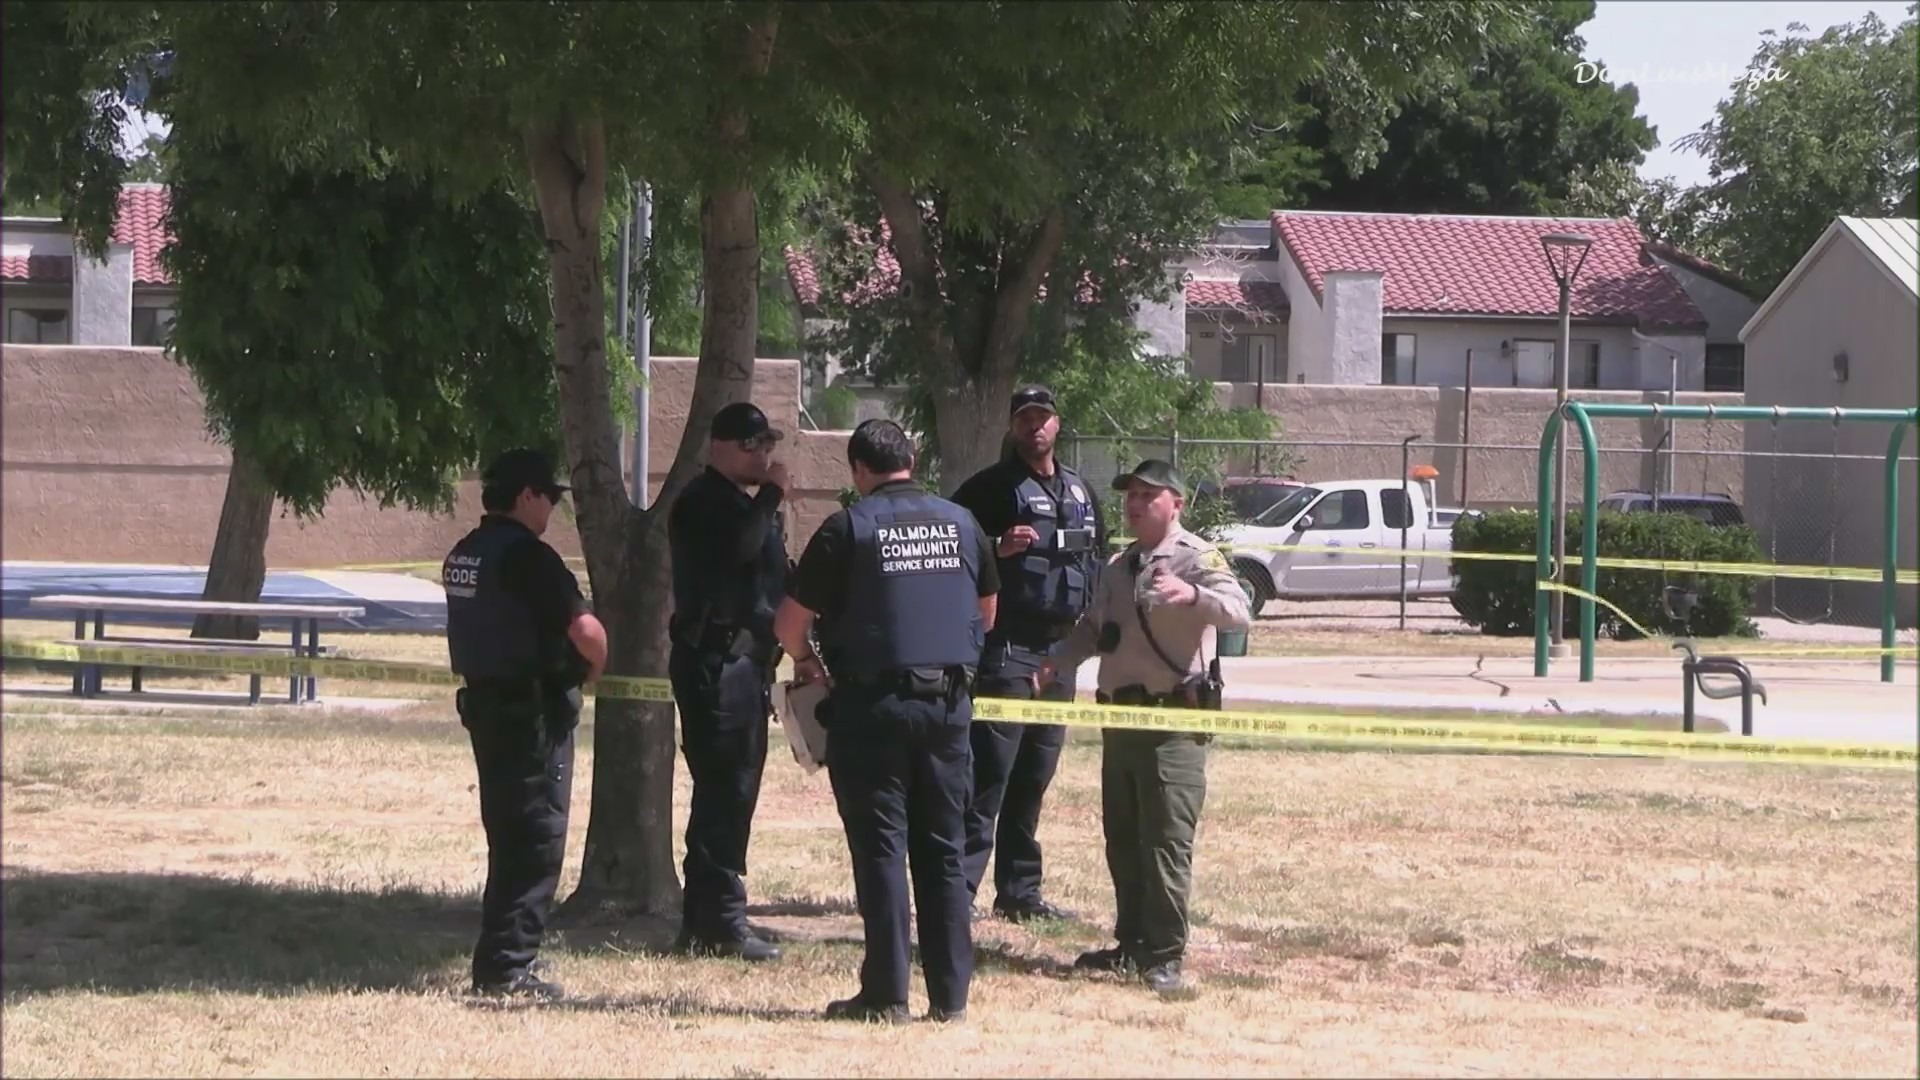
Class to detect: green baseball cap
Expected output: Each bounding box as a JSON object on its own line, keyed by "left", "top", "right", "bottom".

{"left": 1110, "top": 459, "right": 1186, "bottom": 498}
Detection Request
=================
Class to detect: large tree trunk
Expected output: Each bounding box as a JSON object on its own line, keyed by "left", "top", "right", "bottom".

{"left": 931, "top": 377, "right": 1017, "bottom": 489}
{"left": 863, "top": 173, "right": 1067, "bottom": 488}
{"left": 524, "top": 112, "right": 677, "bottom": 922}
{"left": 533, "top": 7, "right": 781, "bottom": 928}
{"left": 193, "top": 446, "right": 274, "bottom": 640}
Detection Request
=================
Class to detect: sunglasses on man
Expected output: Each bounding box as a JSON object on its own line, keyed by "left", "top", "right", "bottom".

{"left": 739, "top": 433, "right": 779, "bottom": 452}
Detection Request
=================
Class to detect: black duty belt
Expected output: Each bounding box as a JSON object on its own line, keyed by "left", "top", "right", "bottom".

{"left": 1100, "top": 684, "right": 1192, "bottom": 708}
{"left": 462, "top": 676, "right": 554, "bottom": 700}
{"left": 993, "top": 623, "right": 1076, "bottom": 652}
{"left": 680, "top": 623, "right": 770, "bottom": 660}
{"left": 839, "top": 666, "right": 974, "bottom": 699}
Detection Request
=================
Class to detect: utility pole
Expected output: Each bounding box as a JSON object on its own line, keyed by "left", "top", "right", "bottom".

{"left": 628, "top": 182, "right": 653, "bottom": 508}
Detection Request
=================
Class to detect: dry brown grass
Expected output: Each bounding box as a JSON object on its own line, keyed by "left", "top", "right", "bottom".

{"left": 2, "top": 686, "right": 1914, "bottom": 1078}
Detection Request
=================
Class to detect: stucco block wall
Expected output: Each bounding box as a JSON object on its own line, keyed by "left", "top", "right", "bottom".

{"left": 2, "top": 347, "right": 846, "bottom": 568}
{"left": 1740, "top": 240, "right": 1919, "bottom": 627}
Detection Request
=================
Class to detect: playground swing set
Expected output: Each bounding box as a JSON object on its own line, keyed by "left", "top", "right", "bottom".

{"left": 1533, "top": 402, "right": 1918, "bottom": 696}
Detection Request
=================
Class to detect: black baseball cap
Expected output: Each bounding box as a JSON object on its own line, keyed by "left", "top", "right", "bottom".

{"left": 711, "top": 401, "right": 783, "bottom": 443}
{"left": 1009, "top": 385, "right": 1057, "bottom": 417}
{"left": 484, "top": 448, "right": 569, "bottom": 498}
{"left": 1111, "top": 459, "right": 1186, "bottom": 498}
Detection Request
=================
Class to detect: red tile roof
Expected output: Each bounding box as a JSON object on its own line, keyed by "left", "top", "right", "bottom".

{"left": 1273, "top": 211, "right": 1705, "bottom": 330}
{"left": 1185, "top": 278, "right": 1287, "bottom": 318}
{"left": 0, "top": 254, "right": 75, "bottom": 283}
{"left": 1, "top": 186, "right": 172, "bottom": 286}
{"left": 114, "top": 185, "right": 172, "bottom": 285}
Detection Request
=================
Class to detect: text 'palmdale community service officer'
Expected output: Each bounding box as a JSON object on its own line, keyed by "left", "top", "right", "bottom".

{"left": 774, "top": 419, "right": 1000, "bottom": 1024}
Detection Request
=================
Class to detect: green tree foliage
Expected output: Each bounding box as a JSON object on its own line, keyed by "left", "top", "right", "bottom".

{"left": 1673, "top": 9, "right": 1919, "bottom": 293}
{"left": 1291, "top": 1, "right": 1656, "bottom": 215}
{"left": 0, "top": 1, "right": 160, "bottom": 246}
{"left": 151, "top": 0, "right": 830, "bottom": 917}
{"left": 1545, "top": 159, "right": 1718, "bottom": 254}
{"left": 803, "top": 1, "right": 1526, "bottom": 486}
{"left": 163, "top": 132, "right": 559, "bottom": 517}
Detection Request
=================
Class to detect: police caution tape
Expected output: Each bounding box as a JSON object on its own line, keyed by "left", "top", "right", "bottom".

{"left": 973, "top": 696, "right": 1917, "bottom": 770}
{"left": 1201, "top": 542, "right": 1918, "bottom": 586}
{"left": 318, "top": 549, "right": 1917, "bottom": 587}
{"left": 1533, "top": 582, "right": 1920, "bottom": 659}
{"left": 0, "top": 637, "right": 676, "bottom": 703}
{"left": 6, "top": 637, "right": 1912, "bottom": 770}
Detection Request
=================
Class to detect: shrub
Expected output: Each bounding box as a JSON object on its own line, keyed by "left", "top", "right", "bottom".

{"left": 1450, "top": 509, "right": 1762, "bottom": 639}
{"left": 811, "top": 383, "right": 860, "bottom": 431}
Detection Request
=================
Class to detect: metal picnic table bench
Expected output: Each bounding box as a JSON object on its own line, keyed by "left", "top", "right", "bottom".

{"left": 29, "top": 594, "right": 368, "bottom": 705}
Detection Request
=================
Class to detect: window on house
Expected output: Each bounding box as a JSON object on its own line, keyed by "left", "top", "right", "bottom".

{"left": 133, "top": 306, "right": 177, "bottom": 347}
{"left": 1705, "top": 344, "right": 1744, "bottom": 392}
{"left": 1382, "top": 333, "right": 1417, "bottom": 385}
{"left": 6, "top": 308, "right": 70, "bottom": 345}
{"left": 1306, "top": 489, "right": 1370, "bottom": 531}
{"left": 1574, "top": 341, "right": 1601, "bottom": 389}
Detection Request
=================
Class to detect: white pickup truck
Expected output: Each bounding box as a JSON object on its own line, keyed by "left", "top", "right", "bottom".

{"left": 1217, "top": 477, "right": 1471, "bottom": 606}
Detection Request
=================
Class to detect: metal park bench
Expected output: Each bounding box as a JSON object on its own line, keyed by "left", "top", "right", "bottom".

{"left": 1672, "top": 641, "right": 1768, "bottom": 736}
{"left": 29, "top": 595, "right": 368, "bottom": 705}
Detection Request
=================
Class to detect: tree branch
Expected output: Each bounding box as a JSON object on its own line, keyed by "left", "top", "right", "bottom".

{"left": 981, "top": 205, "right": 1066, "bottom": 377}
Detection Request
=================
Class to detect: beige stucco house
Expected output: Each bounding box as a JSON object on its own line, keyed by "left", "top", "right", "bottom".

{"left": 1738, "top": 217, "right": 1919, "bottom": 628}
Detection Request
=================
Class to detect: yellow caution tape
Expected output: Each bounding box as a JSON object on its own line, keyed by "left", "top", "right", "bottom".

{"left": 305, "top": 544, "right": 1915, "bottom": 586}
{"left": 973, "top": 696, "right": 1916, "bottom": 770}
{"left": 1208, "top": 542, "right": 1919, "bottom": 586}
{"left": 6, "top": 637, "right": 1912, "bottom": 770}
{"left": 0, "top": 637, "right": 674, "bottom": 703}
{"left": 1533, "top": 582, "right": 1920, "bottom": 658}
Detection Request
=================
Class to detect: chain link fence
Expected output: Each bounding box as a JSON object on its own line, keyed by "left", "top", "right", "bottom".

{"left": 1061, "top": 430, "right": 1919, "bottom": 635}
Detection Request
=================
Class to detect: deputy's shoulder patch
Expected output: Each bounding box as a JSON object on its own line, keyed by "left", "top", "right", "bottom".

{"left": 1198, "top": 548, "right": 1229, "bottom": 572}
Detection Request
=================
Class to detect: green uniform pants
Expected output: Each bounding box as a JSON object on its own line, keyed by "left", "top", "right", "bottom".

{"left": 1100, "top": 729, "right": 1208, "bottom": 968}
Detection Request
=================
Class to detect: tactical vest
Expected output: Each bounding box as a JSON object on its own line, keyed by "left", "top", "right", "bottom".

{"left": 1000, "top": 465, "right": 1097, "bottom": 626}
{"left": 825, "top": 490, "right": 984, "bottom": 681}
{"left": 443, "top": 518, "right": 543, "bottom": 681}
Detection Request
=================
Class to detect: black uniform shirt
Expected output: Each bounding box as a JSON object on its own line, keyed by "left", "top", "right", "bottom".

{"left": 668, "top": 465, "right": 787, "bottom": 628}
{"left": 949, "top": 456, "right": 1109, "bottom": 558}
{"left": 791, "top": 480, "right": 1001, "bottom": 622}
{"left": 486, "top": 516, "right": 590, "bottom": 642}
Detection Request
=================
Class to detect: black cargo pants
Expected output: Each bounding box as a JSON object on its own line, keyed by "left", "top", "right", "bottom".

{"left": 825, "top": 675, "right": 975, "bottom": 1016}
{"left": 964, "top": 636, "right": 1072, "bottom": 908}
{"left": 668, "top": 642, "right": 772, "bottom": 941}
{"left": 458, "top": 681, "right": 580, "bottom": 985}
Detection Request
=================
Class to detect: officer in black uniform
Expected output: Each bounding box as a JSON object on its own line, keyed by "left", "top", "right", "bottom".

{"left": 774, "top": 419, "right": 1001, "bottom": 1024}
{"left": 666, "top": 401, "right": 789, "bottom": 962}
{"left": 443, "top": 448, "right": 608, "bottom": 1000}
{"left": 948, "top": 384, "right": 1105, "bottom": 922}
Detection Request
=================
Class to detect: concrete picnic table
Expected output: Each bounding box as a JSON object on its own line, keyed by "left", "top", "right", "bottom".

{"left": 28, "top": 594, "right": 367, "bottom": 704}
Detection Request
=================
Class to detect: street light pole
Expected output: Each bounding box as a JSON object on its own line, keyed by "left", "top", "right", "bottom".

{"left": 1540, "top": 232, "right": 1593, "bottom": 657}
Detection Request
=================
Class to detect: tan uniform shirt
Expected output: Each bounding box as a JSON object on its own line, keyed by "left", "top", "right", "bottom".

{"left": 1057, "top": 523, "right": 1253, "bottom": 696}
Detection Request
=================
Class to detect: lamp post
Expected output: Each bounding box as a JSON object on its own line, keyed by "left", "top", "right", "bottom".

{"left": 1540, "top": 231, "right": 1593, "bottom": 655}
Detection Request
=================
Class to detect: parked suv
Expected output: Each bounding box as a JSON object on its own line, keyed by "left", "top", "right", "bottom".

{"left": 1597, "top": 491, "right": 1746, "bottom": 528}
